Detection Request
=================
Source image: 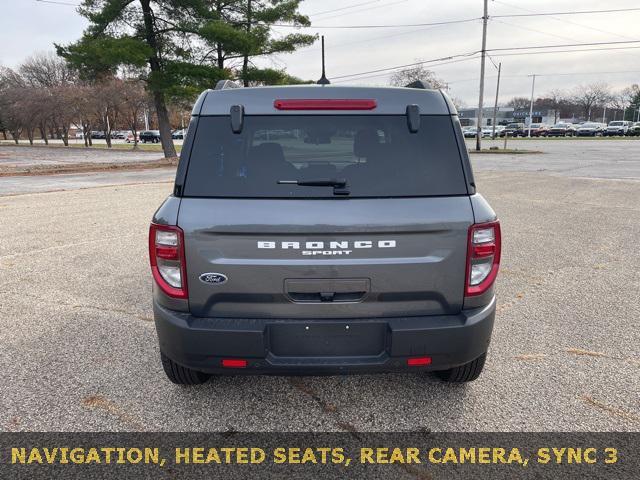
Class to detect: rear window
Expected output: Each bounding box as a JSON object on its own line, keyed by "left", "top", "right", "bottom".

{"left": 183, "top": 115, "right": 467, "bottom": 198}
{"left": 609, "top": 122, "right": 623, "bottom": 126}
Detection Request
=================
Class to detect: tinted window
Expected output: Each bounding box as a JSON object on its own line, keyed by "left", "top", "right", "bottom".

{"left": 183, "top": 115, "right": 467, "bottom": 198}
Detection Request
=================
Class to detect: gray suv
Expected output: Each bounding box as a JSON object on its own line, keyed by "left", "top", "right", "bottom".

{"left": 150, "top": 82, "right": 501, "bottom": 384}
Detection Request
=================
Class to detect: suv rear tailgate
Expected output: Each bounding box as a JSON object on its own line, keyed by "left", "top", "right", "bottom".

{"left": 179, "top": 197, "right": 473, "bottom": 319}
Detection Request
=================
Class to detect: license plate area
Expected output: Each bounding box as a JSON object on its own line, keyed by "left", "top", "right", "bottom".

{"left": 268, "top": 322, "right": 387, "bottom": 357}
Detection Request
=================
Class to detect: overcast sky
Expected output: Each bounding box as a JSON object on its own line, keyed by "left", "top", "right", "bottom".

{"left": 2, "top": 0, "right": 639, "bottom": 106}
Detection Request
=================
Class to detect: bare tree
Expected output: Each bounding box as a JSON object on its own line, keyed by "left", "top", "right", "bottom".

{"left": 571, "top": 82, "right": 611, "bottom": 120}
{"left": 69, "top": 84, "right": 96, "bottom": 147}
{"left": 19, "top": 52, "right": 76, "bottom": 89}
{"left": 49, "top": 85, "right": 77, "bottom": 146}
{"left": 0, "top": 67, "right": 26, "bottom": 143}
{"left": 537, "top": 89, "right": 565, "bottom": 124}
{"left": 17, "top": 52, "right": 78, "bottom": 143}
{"left": 506, "top": 97, "right": 530, "bottom": 110}
{"left": 91, "top": 80, "right": 123, "bottom": 148}
{"left": 119, "top": 80, "right": 148, "bottom": 149}
{"left": 389, "top": 65, "right": 447, "bottom": 89}
{"left": 0, "top": 88, "right": 25, "bottom": 144}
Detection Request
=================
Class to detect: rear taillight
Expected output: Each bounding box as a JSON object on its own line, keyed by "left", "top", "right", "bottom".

{"left": 149, "top": 224, "right": 188, "bottom": 299}
{"left": 465, "top": 221, "right": 501, "bottom": 297}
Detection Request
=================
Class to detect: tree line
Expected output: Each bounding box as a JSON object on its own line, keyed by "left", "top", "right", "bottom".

{"left": 1, "top": 0, "right": 315, "bottom": 157}
{"left": 0, "top": 53, "right": 154, "bottom": 148}
{"left": 390, "top": 65, "right": 640, "bottom": 123}
{"left": 505, "top": 82, "right": 640, "bottom": 124}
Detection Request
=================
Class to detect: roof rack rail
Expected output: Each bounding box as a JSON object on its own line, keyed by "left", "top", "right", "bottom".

{"left": 214, "top": 80, "right": 241, "bottom": 90}
{"left": 405, "top": 80, "right": 431, "bottom": 90}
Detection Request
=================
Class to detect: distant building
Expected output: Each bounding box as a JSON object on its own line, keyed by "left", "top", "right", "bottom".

{"left": 458, "top": 107, "right": 515, "bottom": 127}
{"left": 458, "top": 107, "right": 559, "bottom": 126}
{"left": 512, "top": 108, "right": 559, "bottom": 125}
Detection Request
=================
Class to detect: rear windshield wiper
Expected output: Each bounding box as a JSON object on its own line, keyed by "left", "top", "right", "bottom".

{"left": 277, "top": 178, "right": 350, "bottom": 196}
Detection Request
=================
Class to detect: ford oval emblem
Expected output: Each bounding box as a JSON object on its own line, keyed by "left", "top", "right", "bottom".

{"left": 199, "top": 273, "right": 228, "bottom": 285}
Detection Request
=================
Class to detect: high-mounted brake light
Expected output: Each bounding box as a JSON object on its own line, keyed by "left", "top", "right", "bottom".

{"left": 149, "top": 224, "right": 188, "bottom": 299}
{"left": 465, "top": 221, "right": 501, "bottom": 297}
{"left": 273, "top": 99, "right": 377, "bottom": 111}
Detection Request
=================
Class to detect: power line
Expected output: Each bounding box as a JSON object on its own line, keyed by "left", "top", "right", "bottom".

{"left": 332, "top": 56, "right": 481, "bottom": 83}
{"left": 34, "top": 0, "right": 78, "bottom": 5}
{"left": 491, "top": 18, "right": 577, "bottom": 43}
{"left": 492, "top": 0, "right": 636, "bottom": 41}
{"left": 487, "top": 39, "right": 640, "bottom": 53}
{"left": 492, "top": 7, "right": 640, "bottom": 18}
{"left": 307, "top": 0, "right": 382, "bottom": 17}
{"left": 331, "top": 51, "right": 481, "bottom": 80}
{"left": 449, "top": 69, "right": 640, "bottom": 85}
{"left": 490, "top": 45, "right": 640, "bottom": 57}
{"left": 272, "top": 17, "right": 482, "bottom": 29}
{"left": 330, "top": 39, "right": 640, "bottom": 82}
{"left": 315, "top": 0, "right": 409, "bottom": 21}
{"left": 274, "top": 5, "right": 640, "bottom": 29}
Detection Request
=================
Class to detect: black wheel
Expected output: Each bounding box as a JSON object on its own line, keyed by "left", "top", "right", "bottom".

{"left": 435, "top": 353, "right": 486, "bottom": 383}
{"left": 160, "top": 351, "right": 211, "bottom": 385}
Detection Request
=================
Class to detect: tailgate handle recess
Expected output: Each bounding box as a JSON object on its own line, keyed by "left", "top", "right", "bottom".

{"left": 285, "top": 279, "right": 370, "bottom": 304}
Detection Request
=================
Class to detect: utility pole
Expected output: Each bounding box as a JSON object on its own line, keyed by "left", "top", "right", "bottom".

{"left": 602, "top": 105, "right": 607, "bottom": 124}
{"left": 491, "top": 62, "right": 502, "bottom": 139}
{"left": 527, "top": 74, "right": 536, "bottom": 138}
{"left": 475, "top": 0, "right": 489, "bottom": 151}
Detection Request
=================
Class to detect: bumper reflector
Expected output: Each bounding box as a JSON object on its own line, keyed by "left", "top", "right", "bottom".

{"left": 407, "top": 356, "right": 432, "bottom": 367}
{"left": 222, "top": 359, "right": 248, "bottom": 368}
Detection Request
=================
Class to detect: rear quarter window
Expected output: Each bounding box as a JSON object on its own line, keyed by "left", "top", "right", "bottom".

{"left": 182, "top": 115, "right": 468, "bottom": 198}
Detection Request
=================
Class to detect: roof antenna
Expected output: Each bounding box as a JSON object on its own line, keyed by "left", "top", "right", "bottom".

{"left": 317, "top": 36, "right": 330, "bottom": 85}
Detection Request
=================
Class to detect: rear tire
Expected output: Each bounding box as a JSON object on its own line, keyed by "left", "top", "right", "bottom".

{"left": 160, "top": 351, "right": 211, "bottom": 385}
{"left": 435, "top": 353, "right": 486, "bottom": 383}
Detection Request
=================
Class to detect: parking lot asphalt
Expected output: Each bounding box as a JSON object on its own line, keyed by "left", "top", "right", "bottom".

{"left": 0, "top": 144, "right": 161, "bottom": 168}
{"left": 0, "top": 169, "right": 175, "bottom": 196}
{"left": 0, "top": 141, "right": 638, "bottom": 432}
{"left": 466, "top": 138, "right": 640, "bottom": 179}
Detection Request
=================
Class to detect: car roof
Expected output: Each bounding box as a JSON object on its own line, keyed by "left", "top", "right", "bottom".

{"left": 193, "top": 85, "right": 455, "bottom": 116}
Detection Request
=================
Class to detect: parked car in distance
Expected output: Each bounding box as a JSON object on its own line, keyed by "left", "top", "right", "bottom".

{"left": 112, "top": 131, "right": 127, "bottom": 139}
{"left": 576, "top": 122, "right": 605, "bottom": 136}
{"left": 172, "top": 129, "right": 187, "bottom": 139}
{"left": 90, "top": 131, "right": 106, "bottom": 139}
{"left": 603, "top": 120, "right": 633, "bottom": 136}
{"left": 628, "top": 122, "right": 640, "bottom": 136}
{"left": 481, "top": 127, "right": 494, "bottom": 138}
{"left": 522, "top": 123, "right": 549, "bottom": 137}
{"left": 150, "top": 83, "right": 501, "bottom": 384}
{"left": 547, "top": 123, "right": 577, "bottom": 137}
{"left": 499, "top": 123, "right": 524, "bottom": 137}
{"left": 125, "top": 132, "right": 139, "bottom": 143}
{"left": 481, "top": 126, "right": 503, "bottom": 138}
{"left": 140, "top": 130, "right": 162, "bottom": 143}
{"left": 463, "top": 127, "right": 478, "bottom": 138}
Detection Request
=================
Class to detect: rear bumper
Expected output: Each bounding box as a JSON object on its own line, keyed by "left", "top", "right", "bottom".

{"left": 154, "top": 297, "right": 496, "bottom": 375}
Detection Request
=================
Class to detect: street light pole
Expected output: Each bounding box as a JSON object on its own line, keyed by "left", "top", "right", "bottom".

{"left": 527, "top": 74, "right": 536, "bottom": 138}
{"left": 475, "top": 0, "right": 489, "bottom": 151}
